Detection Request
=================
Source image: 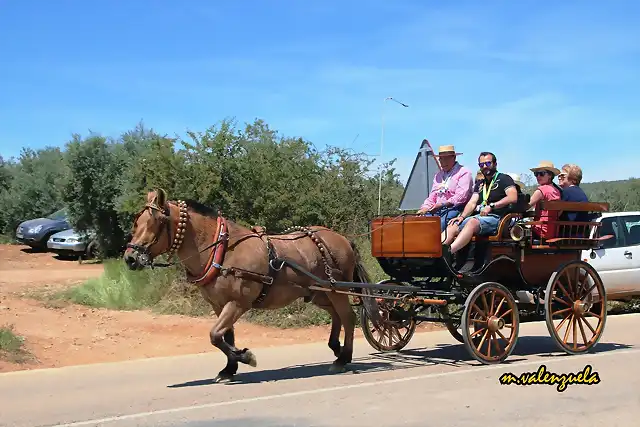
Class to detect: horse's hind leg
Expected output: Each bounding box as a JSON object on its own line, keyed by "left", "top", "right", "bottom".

{"left": 311, "top": 292, "right": 343, "bottom": 358}
{"left": 209, "top": 301, "right": 255, "bottom": 382}
{"left": 324, "top": 292, "right": 356, "bottom": 373}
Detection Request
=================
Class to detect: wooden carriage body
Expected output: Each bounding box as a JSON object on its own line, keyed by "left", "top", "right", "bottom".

{"left": 370, "top": 200, "right": 611, "bottom": 292}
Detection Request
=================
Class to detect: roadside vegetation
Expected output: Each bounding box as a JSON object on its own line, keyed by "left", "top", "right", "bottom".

{"left": 0, "top": 324, "right": 34, "bottom": 364}
{"left": 2, "top": 118, "right": 640, "bottom": 327}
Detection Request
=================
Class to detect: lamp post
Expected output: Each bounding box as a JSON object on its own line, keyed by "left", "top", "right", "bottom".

{"left": 378, "top": 96, "right": 409, "bottom": 215}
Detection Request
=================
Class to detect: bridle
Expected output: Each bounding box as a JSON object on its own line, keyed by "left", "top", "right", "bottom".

{"left": 126, "top": 200, "right": 190, "bottom": 266}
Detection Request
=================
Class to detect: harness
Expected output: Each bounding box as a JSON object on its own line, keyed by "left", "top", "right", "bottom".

{"left": 128, "top": 200, "right": 341, "bottom": 308}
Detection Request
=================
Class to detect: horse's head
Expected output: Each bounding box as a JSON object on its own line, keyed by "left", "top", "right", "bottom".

{"left": 123, "top": 188, "right": 188, "bottom": 270}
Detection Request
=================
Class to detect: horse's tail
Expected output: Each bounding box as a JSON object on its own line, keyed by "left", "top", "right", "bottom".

{"left": 349, "top": 239, "right": 383, "bottom": 326}
{"left": 349, "top": 240, "right": 371, "bottom": 285}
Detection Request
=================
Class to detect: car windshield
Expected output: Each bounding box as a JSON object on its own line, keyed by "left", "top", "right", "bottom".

{"left": 46, "top": 208, "right": 67, "bottom": 220}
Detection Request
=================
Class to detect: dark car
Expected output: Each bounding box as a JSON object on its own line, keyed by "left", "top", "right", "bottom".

{"left": 15, "top": 208, "right": 72, "bottom": 250}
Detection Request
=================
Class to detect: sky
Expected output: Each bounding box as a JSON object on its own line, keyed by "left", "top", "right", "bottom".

{"left": 1, "top": 0, "right": 638, "bottom": 186}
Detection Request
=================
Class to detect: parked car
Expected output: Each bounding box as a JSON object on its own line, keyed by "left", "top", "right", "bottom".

{"left": 582, "top": 211, "right": 640, "bottom": 300}
{"left": 46, "top": 228, "right": 97, "bottom": 260}
{"left": 15, "top": 208, "right": 71, "bottom": 250}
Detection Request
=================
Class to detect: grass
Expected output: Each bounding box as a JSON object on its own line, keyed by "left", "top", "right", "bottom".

{"left": 0, "top": 324, "right": 34, "bottom": 364}
{"left": 0, "top": 234, "right": 17, "bottom": 245}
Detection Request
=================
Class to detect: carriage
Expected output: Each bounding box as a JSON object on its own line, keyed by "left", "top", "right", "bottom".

{"left": 356, "top": 198, "right": 611, "bottom": 364}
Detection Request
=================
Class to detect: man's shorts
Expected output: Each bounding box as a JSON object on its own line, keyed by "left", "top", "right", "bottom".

{"left": 458, "top": 213, "right": 501, "bottom": 236}
{"left": 425, "top": 206, "right": 463, "bottom": 231}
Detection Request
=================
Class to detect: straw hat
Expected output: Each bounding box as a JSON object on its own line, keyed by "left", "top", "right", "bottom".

{"left": 434, "top": 145, "right": 463, "bottom": 156}
{"left": 506, "top": 172, "right": 524, "bottom": 188}
{"left": 530, "top": 160, "right": 560, "bottom": 176}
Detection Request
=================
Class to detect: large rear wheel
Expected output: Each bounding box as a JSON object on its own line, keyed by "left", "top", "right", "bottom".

{"left": 544, "top": 260, "right": 607, "bottom": 355}
{"left": 360, "top": 280, "right": 417, "bottom": 352}
{"left": 461, "top": 282, "right": 520, "bottom": 364}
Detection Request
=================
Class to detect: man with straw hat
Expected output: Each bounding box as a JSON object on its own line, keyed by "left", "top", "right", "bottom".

{"left": 417, "top": 145, "right": 474, "bottom": 231}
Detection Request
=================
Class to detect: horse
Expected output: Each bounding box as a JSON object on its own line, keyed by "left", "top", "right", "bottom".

{"left": 123, "top": 188, "right": 372, "bottom": 382}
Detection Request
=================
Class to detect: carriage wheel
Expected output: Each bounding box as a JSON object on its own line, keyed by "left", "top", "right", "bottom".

{"left": 461, "top": 282, "right": 520, "bottom": 364}
{"left": 360, "top": 281, "right": 417, "bottom": 352}
{"left": 544, "top": 260, "right": 607, "bottom": 355}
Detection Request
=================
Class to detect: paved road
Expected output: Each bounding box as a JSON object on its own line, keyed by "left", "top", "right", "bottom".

{"left": 1, "top": 313, "right": 639, "bottom": 427}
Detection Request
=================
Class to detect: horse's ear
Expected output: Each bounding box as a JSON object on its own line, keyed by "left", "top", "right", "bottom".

{"left": 156, "top": 188, "right": 168, "bottom": 207}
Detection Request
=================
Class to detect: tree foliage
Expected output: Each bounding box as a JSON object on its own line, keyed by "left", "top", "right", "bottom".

{"left": 0, "top": 118, "right": 404, "bottom": 257}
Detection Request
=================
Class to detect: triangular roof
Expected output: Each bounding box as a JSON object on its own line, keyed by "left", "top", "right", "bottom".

{"left": 398, "top": 139, "right": 442, "bottom": 211}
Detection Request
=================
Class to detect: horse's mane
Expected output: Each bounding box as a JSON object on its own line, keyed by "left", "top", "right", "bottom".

{"left": 172, "top": 199, "right": 219, "bottom": 218}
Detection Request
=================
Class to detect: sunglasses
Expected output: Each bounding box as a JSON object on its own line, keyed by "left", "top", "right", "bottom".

{"left": 478, "top": 161, "right": 493, "bottom": 167}
{"left": 534, "top": 171, "right": 549, "bottom": 177}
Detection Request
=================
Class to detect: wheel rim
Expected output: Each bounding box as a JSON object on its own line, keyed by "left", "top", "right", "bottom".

{"left": 464, "top": 284, "right": 519, "bottom": 363}
{"left": 362, "top": 305, "right": 416, "bottom": 351}
{"left": 546, "top": 262, "right": 606, "bottom": 353}
{"left": 360, "top": 281, "right": 416, "bottom": 352}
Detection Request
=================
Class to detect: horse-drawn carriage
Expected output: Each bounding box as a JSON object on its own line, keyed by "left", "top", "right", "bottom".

{"left": 125, "top": 185, "right": 611, "bottom": 380}
{"left": 358, "top": 199, "right": 611, "bottom": 364}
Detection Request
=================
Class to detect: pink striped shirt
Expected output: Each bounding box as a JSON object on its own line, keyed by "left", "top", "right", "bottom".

{"left": 420, "top": 162, "right": 473, "bottom": 210}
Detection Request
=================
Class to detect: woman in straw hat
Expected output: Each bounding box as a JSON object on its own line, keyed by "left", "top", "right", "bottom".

{"left": 528, "top": 160, "right": 562, "bottom": 239}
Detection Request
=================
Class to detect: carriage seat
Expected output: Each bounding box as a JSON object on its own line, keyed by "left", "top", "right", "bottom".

{"left": 472, "top": 192, "right": 531, "bottom": 242}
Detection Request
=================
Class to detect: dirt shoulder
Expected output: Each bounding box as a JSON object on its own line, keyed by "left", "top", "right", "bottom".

{"left": 0, "top": 244, "right": 441, "bottom": 373}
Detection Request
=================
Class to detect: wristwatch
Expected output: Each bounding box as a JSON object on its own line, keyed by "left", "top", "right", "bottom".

{"left": 489, "top": 202, "right": 495, "bottom": 209}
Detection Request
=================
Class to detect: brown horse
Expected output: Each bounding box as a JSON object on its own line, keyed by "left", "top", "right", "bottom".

{"left": 123, "top": 189, "right": 372, "bottom": 381}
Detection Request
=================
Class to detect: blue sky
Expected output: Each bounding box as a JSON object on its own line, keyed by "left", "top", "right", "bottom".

{"left": 1, "top": 0, "right": 638, "bottom": 185}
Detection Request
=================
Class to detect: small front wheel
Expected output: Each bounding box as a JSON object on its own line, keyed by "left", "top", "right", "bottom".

{"left": 359, "top": 281, "right": 416, "bottom": 352}
{"left": 461, "top": 282, "right": 520, "bottom": 364}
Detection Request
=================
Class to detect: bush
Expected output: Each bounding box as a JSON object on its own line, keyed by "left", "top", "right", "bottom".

{"left": 0, "top": 324, "right": 33, "bottom": 364}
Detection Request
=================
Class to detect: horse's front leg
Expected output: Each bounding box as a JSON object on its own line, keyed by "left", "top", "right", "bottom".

{"left": 209, "top": 300, "right": 254, "bottom": 382}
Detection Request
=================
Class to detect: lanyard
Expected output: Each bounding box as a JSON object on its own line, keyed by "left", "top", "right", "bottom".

{"left": 481, "top": 172, "right": 499, "bottom": 206}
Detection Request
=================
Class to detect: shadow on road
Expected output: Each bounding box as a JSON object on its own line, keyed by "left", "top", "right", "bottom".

{"left": 167, "top": 336, "right": 632, "bottom": 388}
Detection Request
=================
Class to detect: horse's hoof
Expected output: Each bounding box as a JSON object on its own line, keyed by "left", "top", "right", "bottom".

{"left": 329, "top": 363, "right": 347, "bottom": 374}
{"left": 244, "top": 350, "right": 257, "bottom": 367}
{"left": 214, "top": 371, "right": 234, "bottom": 383}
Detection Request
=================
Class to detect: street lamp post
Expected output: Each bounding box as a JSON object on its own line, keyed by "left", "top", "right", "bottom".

{"left": 378, "top": 96, "right": 409, "bottom": 215}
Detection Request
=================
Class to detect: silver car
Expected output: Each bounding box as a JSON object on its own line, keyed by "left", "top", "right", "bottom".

{"left": 47, "top": 228, "right": 97, "bottom": 259}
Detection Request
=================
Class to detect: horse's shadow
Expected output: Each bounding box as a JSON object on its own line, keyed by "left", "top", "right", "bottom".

{"left": 167, "top": 336, "right": 632, "bottom": 388}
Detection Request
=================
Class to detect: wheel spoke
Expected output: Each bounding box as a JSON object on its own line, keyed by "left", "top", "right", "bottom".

{"left": 494, "top": 297, "right": 506, "bottom": 316}
{"left": 498, "top": 308, "right": 513, "bottom": 319}
{"left": 555, "top": 312, "right": 572, "bottom": 333}
{"left": 562, "top": 314, "right": 574, "bottom": 344}
{"left": 583, "top": 316, "right": 597, "bottom": 334}
{"left": 553, "top": 296, "right": 572, "bottom": 307}
{"left": 489, "top": 292, "right": 496, "bottom": 316}
{"left": 471, "top": 303, "right": 487, "bottom": 319}
{"left": 577, "top": 316, "right": 589, "bottom": 346}
{"left": 585, "top": 310, "right": 601, "bottom": 319}
{"left": 471, "top": 327, "right": 486, "bottom": 338}
{"left": 552, "top": 307, "right": 572, "bottom": 317}
{"left": 491, "top": 332, "right": 502, "bottom": 356}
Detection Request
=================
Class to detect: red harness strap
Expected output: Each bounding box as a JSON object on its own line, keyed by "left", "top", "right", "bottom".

{"left": 187, "top": 216, "right": 228, "bottom": 286}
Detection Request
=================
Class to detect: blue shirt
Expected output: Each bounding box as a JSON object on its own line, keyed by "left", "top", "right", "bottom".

{"left": 560, "top": 186, "right": 589, "bottom": 221}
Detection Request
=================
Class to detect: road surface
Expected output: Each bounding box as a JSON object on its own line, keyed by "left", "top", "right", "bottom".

{"left": 1, "top": 313, "right": 639, "bottom": 427}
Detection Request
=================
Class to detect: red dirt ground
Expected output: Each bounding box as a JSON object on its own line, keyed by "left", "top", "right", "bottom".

{"left": 0, "top": 244, "right": 443, "bottom": 373}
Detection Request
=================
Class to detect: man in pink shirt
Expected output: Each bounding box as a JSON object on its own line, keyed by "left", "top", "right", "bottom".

{"left": 417, "top": 145, "right": 474, "bottom": 231}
